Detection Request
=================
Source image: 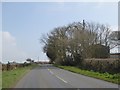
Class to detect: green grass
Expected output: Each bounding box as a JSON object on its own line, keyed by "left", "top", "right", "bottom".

{"left": 2, "top": 64, "right": 38, "bottom": 88}
{"left": 0, "top": 70, "right": 2, "bottom": 89}
{"left": 55, "top": 65, "right": 120, "bottom": 84}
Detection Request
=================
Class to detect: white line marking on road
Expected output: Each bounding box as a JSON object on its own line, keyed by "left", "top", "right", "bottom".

{"left": 49, "top": 70, "right": 54, "bottom": 74}
{"left": 47, "top": 69, "right": 68, "bottom": 83}
{"left": 55, "top": 75, "right": 68, "bottom": 83}
{"left": 48, "top": 69, "right": 54, "bottom": 74}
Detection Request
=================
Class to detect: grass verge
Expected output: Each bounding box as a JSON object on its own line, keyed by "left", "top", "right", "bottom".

{"left": 2, "top": 64, "right": 38, "bottom": 88}
{"left": 55, "top": 65, "right": 119, "bottom": 84}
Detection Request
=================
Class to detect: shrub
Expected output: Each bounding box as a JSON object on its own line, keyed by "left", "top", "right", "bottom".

{"left": 82, "top": 58, "right": 120, "bottom": 74}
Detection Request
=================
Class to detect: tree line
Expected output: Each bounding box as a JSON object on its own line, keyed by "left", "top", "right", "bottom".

{"left": 41, "top": 20, "right": 119, "bottom": 66}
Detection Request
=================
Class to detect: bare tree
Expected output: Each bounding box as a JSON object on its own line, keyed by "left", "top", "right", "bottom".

{"left": 41, "top": 20, "right": 113, "bottom": 65}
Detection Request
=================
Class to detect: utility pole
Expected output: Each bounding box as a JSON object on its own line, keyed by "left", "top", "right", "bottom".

{"left": 83, "top": 19, "right": 85, "bottom": 30}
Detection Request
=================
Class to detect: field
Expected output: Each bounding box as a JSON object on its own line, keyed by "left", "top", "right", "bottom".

{"left": 2, "top": 64, "right": 38, "bottom": 88}
{"left": 0, "top": 70, "right": 2, "bottom": 89}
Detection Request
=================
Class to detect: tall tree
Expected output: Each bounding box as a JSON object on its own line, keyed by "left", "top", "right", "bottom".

{"left": 41, "top": 20, "right": 113, "bottom": 65}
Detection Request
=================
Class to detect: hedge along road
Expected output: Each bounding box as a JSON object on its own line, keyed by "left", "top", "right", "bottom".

{"left": 14, "top": 64, "right": 118, "bottom": 88}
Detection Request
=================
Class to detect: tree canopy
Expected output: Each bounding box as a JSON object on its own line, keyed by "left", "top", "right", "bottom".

{"left": 41, "top": 20, "right": 117, "bottom": 65}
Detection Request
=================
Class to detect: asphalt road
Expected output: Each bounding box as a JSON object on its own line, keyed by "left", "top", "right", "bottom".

{"left": 14, "top": 64, "right": 118, "bottom": 88}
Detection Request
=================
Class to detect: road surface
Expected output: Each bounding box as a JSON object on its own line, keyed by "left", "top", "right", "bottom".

{"left": 14, "top": 64, "right": 118, "bottom": 88}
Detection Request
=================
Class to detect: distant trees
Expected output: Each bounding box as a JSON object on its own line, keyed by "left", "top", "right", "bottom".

{"left": 41, "top": 20, "right": 116, "bottom": 65}
{"left": 26, "top": 58, "right": 32, "bottom": 62}
{"left": 26, "top": 58, "right": 34, "bottom": 63}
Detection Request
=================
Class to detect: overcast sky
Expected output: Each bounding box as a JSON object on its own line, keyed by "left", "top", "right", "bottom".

{"left": 1, "top": 1, "right": 118, "bottom": 63}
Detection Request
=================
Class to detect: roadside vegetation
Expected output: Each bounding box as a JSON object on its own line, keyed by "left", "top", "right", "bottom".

{"left": 55, "top": 65, "right": 120, "bottom": 84}
{"left": 41, "top": 20, "right": 119, "bottom": 84}
{"left": 2, "top": 64, "right": 38, "bottom": 88}
{"left": 0, "top": 70, "right": 2, "bottom": 89}
{"left": 41, "top": 20, "right": 119, "bottom": 65}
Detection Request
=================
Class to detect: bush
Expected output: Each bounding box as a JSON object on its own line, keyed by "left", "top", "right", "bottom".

{"left": 81, "top": 58, "right": 120, "bottom": 74}
{"left": 88, "top": 44, "right": 110, "bottom": 58}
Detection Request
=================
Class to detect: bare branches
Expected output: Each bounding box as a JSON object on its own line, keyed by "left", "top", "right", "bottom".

{"left": 40, "top": 20, "right": 118, "bottom": 65}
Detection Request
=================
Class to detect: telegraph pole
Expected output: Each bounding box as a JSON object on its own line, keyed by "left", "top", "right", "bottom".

{"left": 83, "top": 19, "right": 85, "bottom": 30}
